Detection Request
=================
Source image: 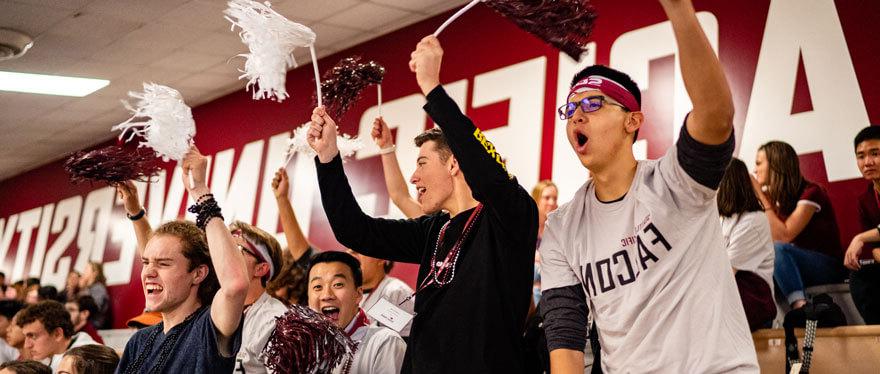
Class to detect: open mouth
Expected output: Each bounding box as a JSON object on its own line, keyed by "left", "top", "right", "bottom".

{"left": 417, "top": 187, "right": 427, "bottom": 201}
{"left": 321, "top": 306, "right": 340, "bottom": 321}
{"left": 145, "top": 283, "right": 163, "bottom": 295}
{"left": 576, "top": 133, "right": 589, "bottom": 147}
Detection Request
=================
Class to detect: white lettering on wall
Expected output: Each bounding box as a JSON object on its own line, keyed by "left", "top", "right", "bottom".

{"left": 739, "top": 0, "right": 869, "bottom": 181}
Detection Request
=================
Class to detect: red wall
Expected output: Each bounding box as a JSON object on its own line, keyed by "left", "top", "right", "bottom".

{"left": 0, "top": 0, "right": 876, "bottom": 328}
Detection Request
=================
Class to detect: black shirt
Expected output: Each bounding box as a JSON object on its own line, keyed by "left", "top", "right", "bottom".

{"left": 315, "top": 86, "right": 538, "bottom": 373}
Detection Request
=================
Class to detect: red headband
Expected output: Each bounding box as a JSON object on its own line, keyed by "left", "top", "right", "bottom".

{"left": 568, "top": 75, "right": 640, "bottom": 112}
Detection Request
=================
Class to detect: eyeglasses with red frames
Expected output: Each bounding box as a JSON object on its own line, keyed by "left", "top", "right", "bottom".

{"left": 557, "top": 95, "right": 629, "bottom": 120}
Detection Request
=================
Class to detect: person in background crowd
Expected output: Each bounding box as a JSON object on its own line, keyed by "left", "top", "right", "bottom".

{"left": 349, "top": 250, "right": 415, "bottom": 338}
{"left": 271, "top": 168, "right": 320, "bottom": 273}
{"left": 531, "top": 180, "right": 559, "bottom": 306}
{"left": 0, "top": 273, "right": 7, "bottom": 295}
{"left": 718, "top": 158, "right": 776, "bottom": 331}
{"left": 35, "top": 287, "right": 58, "bottom": 304}
{"left": 56, "top": 344, "right": 119, "bottom": 374}
{"left": 539, "top": 0, "right": 757, "bottom": 372}
{"left": 844, "top": 126, "right": 880, "bottom": 324}
{"left": 371, "top": 116, "right": 424, "bottom": 219}
{"left": 63, "top": 296, "right": 104, "bottom": 344}
{"left": 78, "top": 262, "right": 110, "bottom": 329}
{"left": 6, "top": 313, "right": 31, "bottom": 360}
{"left": 0, "top": 300, "right": 24, "bottom": 363}
{"left": 116, "top": 146, "right": 249, "bottom": 373}
{"left": 0, "top": 360, "right": 50, "bottom": 374}
{"left": 6, "top": 282, "right": 24, "bottom": 303}
{"left": 61, "top": 272, "right": 80, "bottom": 303}
{"left": 266, "top": 251, "right": 308, "bottom": 306}
{"left": 16, "top": 301, "right": 97, "bottom": 370}
{"left": 228, "top": 221, "right": 287, "bottom": 373}
{"left": 307, "top": 252, "right": 406, "bottom": 373}
{"left": 753, "top": 141, "right": 847, "bottom": 310}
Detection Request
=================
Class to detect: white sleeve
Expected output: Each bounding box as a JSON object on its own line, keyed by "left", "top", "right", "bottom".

{"left": 370, "top": 331, "right": 407, "bottom": 373}
{"left": 539, "top": 212, "right": 581, "bottom": 291}
{"left": 726, "top": 213, "right": 774, "bottom": 273}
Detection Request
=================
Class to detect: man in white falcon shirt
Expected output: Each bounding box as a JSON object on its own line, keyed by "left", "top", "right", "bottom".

{"left": 539, "top": 0, "right": 759, "bottom": 372}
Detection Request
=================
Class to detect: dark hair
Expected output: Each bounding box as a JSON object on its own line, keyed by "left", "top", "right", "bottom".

{"left": 854, "top": 126, "right": 880, "bottom": 151}
{"left": 16, "top": 301, "right": 74, "bottom": 338}
{"left": 759, "top": 141, "right": 805, "bottom": 215}
{"left": 0, "top": 272, "right": 6, "bottom": 278}
{"left": 63, "top": 344, "right": 120, "bottom": 374}
{"left": 25, "top": 278, "right": 40, "bottom": 288}
{"left": 153, "top": 220, "right": 219, "bottom": 307}
{"left": 383, "top": 261, "right": 394, "bottom": 274}
{"left": 0, "top": 300, "right": 24, "bottom": 320}
{"left": 414, "top": 127, "right": 452, "bottom": 162}
{"left": 570, "top": 65, "right": 642, "bottom": 142}
{"left": 266, "top": 251, "right": 308, "bottom": 306}
{"left": 308, "top": 251, "right": 363, "bottom": 288}
{"left": 37, "top": 286, "right": 59, "bottom": 302}
{"left": 68, "top": 295, "right": 99, "bottom": 317}
{"left": 717, "top": 158, "right": 765, "bottom": 217}
{"left": 0, "top": 360, "right": 52, "bottom": 374}
{"left": 229, "top": 221, "right": 283, "bottom": 287}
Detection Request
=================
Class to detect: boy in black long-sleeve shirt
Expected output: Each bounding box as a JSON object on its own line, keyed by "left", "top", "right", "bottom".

{"left": 305, "top": 36, "right": 537, "bottom": 373}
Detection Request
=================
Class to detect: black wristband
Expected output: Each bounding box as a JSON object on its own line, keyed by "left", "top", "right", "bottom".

{"left": 188, "top": 197, "right": 223, "bottom": 230}
{"left": 127, "top": 209, "right": 146, "bottom": 221}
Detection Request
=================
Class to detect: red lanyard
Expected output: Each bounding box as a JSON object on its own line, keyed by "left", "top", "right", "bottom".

{"left": 874, "top": 188, "right": 880, "bottom": 211}
{"left": 400, "top": 204, "right": 484, "bottom": 305}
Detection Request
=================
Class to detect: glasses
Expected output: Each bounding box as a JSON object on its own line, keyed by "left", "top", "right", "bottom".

{"left": 557, "top": 95, "right": 629, "bottom": 120}
{"left": 231, "top": 230, "right": 264, "bottom": 263}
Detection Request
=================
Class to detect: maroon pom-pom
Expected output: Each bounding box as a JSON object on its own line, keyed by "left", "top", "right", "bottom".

{"left": 263, "top": 304, "right": 356, "bottom": 374}
{"left": 486, "top": 0, "right": 597, "bottom": 60}
{"left": 315, "top": 56, "right": 386, "bottom": 119}
{"left": 64, "top": 146, "right": 162, "bottom": 185}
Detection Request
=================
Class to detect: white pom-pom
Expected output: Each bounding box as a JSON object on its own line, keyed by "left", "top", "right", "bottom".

{"left": 225, "top": 0, "right": 316, "bottom": 102}
{"left": 284, "top": 122, "right": 364, "bottom": 163}
{"left": 111, "top": 83, "right": 196, "bottom": 162}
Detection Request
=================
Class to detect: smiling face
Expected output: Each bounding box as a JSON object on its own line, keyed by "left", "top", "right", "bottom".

{"left": 410, "top": 140, "right": 455, "bottom": 214}
{"left": 140, "top": 235, "right": 204, "bottom": 314}
{"left": 307, "top": 261, "right": 362, "bottom": 329}
{"left": 856, "top": 139, "right": 880, "bottom": 181}
{"left": 754, "top": 149, "right": 770, "bottom": 186}
{"left": 565, "top": 90, "right": 636, "bottom": 171}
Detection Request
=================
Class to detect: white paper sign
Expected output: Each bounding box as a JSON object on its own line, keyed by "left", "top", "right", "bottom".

{"left": 366, "top": 298, "right": 414, "bottom": 333}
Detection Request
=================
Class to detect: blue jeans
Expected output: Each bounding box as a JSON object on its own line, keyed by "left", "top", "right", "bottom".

{"left": 773, "top": 242, "right": 846, "bottom": 305}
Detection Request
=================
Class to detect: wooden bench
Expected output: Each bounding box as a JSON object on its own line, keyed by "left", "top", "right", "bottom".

{"left": 752, "top": 325, "right": 880, "bottom": 372}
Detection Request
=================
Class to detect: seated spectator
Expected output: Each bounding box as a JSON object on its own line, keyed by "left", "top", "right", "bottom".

{"left": 6, "top": 313, "right": 30, "bottom": 360}
{"left": 16, "top": 301, "right": 98, "bottom": 370}
{"left": 63, "top": 296, "right": 104, "bottom": 344}
{"left": 35, "top": 287, "right": 58, "bottom": 303}
{"left": 349, "top": 250, "right": 415, "bottom": 337}
{"left": 717, "top": 158, "right": 776, "bottom": 330}
{"left": 0, "top": 360, "right": 50, "bottom": 374}
{"left": 844, "top": 126, "right": 880, "bottom": 324}
{"left": 0, "top": 300, "right": 24, "bottom": 363}
{"left": 61, "top": 272, "right": 80, "bottom": 303}
{"left": 753, "top": 141, "right": 847, "bottom": 309}
{"left": 78, "top": 262, "right": 110, "bottom": 329}
{"left": 57, "top": 344, "right": 119, "bottom": 374}
{"left": 307, "top": 252, "right": 406, "bottom": 373}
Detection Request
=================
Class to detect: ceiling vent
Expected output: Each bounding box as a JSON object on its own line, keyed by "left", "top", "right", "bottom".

{"left": 0, "top": 28, "right": 34, "bottom": 61}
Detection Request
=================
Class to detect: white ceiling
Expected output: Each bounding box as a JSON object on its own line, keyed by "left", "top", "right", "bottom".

{"left": 0, "top": 0, "right": 469, "bottom": 181}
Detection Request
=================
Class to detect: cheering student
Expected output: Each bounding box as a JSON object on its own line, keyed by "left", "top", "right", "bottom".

{"left": 539, "top": 0, "right": 759, "bottom": 372}
{"left": 116, "top": 146, "right": 250, "bottom": 373}
{"left": 306, "top": 37, "right": 538, "bottom": 373}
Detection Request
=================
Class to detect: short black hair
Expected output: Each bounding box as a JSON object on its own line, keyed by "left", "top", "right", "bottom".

{"left": 570, "top": 65, "right": 642, "bottom": 142}
{"left": 0, "top": 300, "right": 24, "bottom": 320}
{"left": 17, "top": 301, "right": 74, "bottom": 338}
{"left": 25, "top": 278, "right": 40, "bottom": 288}
{"left": 37, "top": 286, "right": 58, "bottom": 302}
{"left": 854, "top": 126, "right": 880, "bottom": 152}
{"left": 68, "top": 295, "right": 99, "bottom": 317}
{"left": 308, "top": 251, "right": 363, "bottom": 288}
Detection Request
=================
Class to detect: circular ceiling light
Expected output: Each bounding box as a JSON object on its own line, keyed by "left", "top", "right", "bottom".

{"left": 0, "top": 28, "right": 34, "bottom": 61}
